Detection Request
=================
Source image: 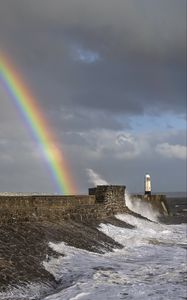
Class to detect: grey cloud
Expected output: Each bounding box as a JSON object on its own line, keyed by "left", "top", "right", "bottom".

{"left": 0, "top": 140, "right": 55, "bottom": 192}
{"left": 1, "top": 0, "right": 185, "bottom": 58}
{"left": 60, "top": 128, "right": 186, "bottom": 164}
{"left": 145, "top": 129, "right": 187, "bottom": 148}
{"left": 0, "top": 0, "right": 185, "bottom": 116}
{"left": 156, "top": 143, "right": 186, "bottom": 160}
{"left": 48, "top": 108, "right": 128, "bottom": 133}
{"left": 0, "top": 123, "right": 186, "bottom": 193}
{"left": 61, "top": 128, "right": 186, "bottom": 192}
{"left": 0, "top": 0, "right": 186, "bottom": 193}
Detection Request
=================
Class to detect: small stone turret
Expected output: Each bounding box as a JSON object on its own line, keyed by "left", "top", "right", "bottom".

{"left": 89, "top": 185, "right": 126, "bottom": 213}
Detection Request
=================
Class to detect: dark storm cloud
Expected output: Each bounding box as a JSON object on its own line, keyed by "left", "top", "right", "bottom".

{"left": 48, "top": 108, "right": 128, "bottom": 133}
{"left": 2, "top": 0, "right": 184, "bottom": 58}
{"left": 0, "top": 0, "right": 186, "bottom": 116}
{"left": 0, "top": 0, "right": 186, "bottom": 193}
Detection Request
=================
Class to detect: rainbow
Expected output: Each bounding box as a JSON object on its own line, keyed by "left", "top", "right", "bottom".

{"left": 0, "top": 52, "right": 76, "bottom": 194}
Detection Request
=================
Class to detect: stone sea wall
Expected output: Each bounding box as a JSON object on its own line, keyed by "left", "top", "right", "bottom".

{"left": 0, "top": 186, "right": 171, "bottom": 291}
{"left": 0, "top": 185, "right": 128, "bottom": 224}
{"left": 0, "top": 186, "right": 170, "bottom": 224}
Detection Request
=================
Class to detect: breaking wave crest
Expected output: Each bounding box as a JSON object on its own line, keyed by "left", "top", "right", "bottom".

{"left": 1, "top": 212, "right": 186, "bottom": 300}
{"left": 41, "top": 214, "right": 186, "bottom": 300}
{"left": 125, "top": 191, "right": 160, "bottom": 221}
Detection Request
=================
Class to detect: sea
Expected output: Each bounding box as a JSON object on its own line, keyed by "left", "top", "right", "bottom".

{"left": 0, "top": 193, "right": 186, "bottom": 300}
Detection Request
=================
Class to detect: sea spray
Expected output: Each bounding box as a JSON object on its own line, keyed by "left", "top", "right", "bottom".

{"left": 125, "top": 191, "right": 160, "bottom": 221}
{"left": 42, "top": 219, "right": 187, "bottom": 300}
{"left": 1, "top": 215, "right": 186, "bottom": 300}
{"left": 86, "top": 169, "right": 109, "bottom": 186}
{"left": 0, "top": 282, "right": 52, "bottom": 300}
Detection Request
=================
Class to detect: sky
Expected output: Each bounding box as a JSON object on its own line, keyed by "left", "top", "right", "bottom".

{"left": 0, "top": 0, "right": 186, "bottom": 194}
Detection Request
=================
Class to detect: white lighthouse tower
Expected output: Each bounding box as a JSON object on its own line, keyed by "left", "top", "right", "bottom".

{"left": 144, "top": 174, "right": 151, "bottom": 195}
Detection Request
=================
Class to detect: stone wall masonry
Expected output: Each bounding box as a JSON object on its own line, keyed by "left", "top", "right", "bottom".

{"left": 89, "top": 185, "right": 125, "bottom": 205}
{"left": 0, "top": 195, "right": 96, "bottom": 224}
{"left": 0, "top": 186, "right": 168, "bottom": 224}
{"left": 0, "top": 186, "right": 128, "bottom": 224}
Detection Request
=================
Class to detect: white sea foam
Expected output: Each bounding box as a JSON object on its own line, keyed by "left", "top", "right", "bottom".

{"left": 42, "top": 215, "right": 187, "bottom": 300}
{"left": 1, "top": 214, "right": 186, "bottom": 300}
{"left": 125, "top": 191, "right": 160, "bottom": 221}
{"left": 0, "top": 282, "right": 51, "bottom": 300}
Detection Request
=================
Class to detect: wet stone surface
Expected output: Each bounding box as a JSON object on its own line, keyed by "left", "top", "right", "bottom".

{"left": 0, "top": 216, "right": 133, "bottom": 292}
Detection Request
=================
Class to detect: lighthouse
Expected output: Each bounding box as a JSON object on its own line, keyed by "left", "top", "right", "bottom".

{"left": 144, "top": 174, "right": 151, "bottom": 195}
